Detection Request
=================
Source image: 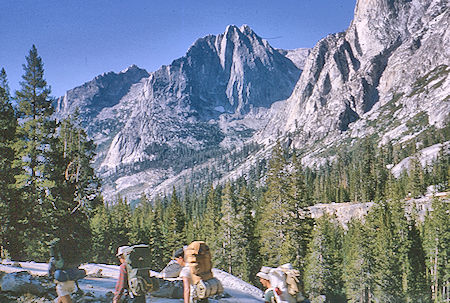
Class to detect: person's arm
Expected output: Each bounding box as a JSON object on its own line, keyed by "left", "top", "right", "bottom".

{"left": 47, "top": 257, "right": 56, "bottom": 278}
{"left": 113, "top": 264, "right": 127, "bottom": 303}
{"left": 182, "top": 276, "right": 190, "bottom": 303}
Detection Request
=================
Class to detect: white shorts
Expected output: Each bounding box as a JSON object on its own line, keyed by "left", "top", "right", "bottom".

{"left": 55, "top": 280, "right": 75, "bottom": 297}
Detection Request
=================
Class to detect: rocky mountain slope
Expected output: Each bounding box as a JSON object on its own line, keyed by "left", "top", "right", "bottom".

{"left": 56, "top": 25, "right": 306, "bottom": 201}
{"left": 56, "top": 0, "right": 449, "bottom": 201}
{"left": 256, "top": 0, "right": 449, "bottom": 159}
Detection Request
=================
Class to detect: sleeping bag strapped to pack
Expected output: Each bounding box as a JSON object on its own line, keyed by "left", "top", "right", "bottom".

{"left": 268, "top": 264, "right": 307, "bottom": 303}
{"left": 269, "top": 267, "right": 295, "bottom": 303}
{"left": 185, "top": 241, "right": 223, "bottom": 299}
{"left": 279, "top": 263, "right": 306, "bottom": 302}
{"left": 123, "top": 244, "right": 159, "bottom": 296}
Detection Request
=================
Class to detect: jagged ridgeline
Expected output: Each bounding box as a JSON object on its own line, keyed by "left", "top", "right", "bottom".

{"left": 54, "top": 25, "right": 308, "bottom": 201}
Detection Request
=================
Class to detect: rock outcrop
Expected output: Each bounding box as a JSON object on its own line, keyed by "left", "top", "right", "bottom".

{"left": 257, "top": 0, "right": 449, "bottom": 150}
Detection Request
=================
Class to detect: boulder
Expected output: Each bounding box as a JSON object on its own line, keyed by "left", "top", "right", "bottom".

{"left": 151, "top": 279, "right": 183, "bottom": 299}
{"left": 0, "top": 271, "right": 45, "bottom": 295}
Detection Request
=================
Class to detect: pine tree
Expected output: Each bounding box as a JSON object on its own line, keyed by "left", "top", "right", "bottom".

{"left": 360, "top": 139, "right": 376, "bottom": 202}
{"left": 14, "top": 45, "right": 56, "bottom": 259}
{"left": 235, "top": 184, "right": 261, "bottom": 284}
{"left": 423, "top": 197, "right": 450, "bottom": 302}
{"left": 408, "top": 155, "right": 425, "bottom": 198}
{"left": 342, "top": 219, "right": 374, "bottom": 303}
{"left": 108, "top": 197, "right": 131, "bottom": 262}
{"left": 148, "top": 203, "right": 166, "bottom": 270}
{"left": 165, "top": 188, "right": 186, "bottom": 256}
{"left": 304, "top": 215, "right": 345, "bottom": 303}
{"left": 90, "top": 204, "right": 114, "bottom": 263}
{"left": 216, "top": 183, "right": 242, "bottom": 274}
{"left": 374, "top": 147, "right": 389, "bottom": 202}
{"left": 367, "top": 202, "right": 404, "bottom": 302}
{"left": 129, "top": 199, "right": 151, "bottom": 245}
{"left": 405, "top": 221, "right": 430, "bottom": 302}
{"left": 389, "top": 199, "right": 430, "bottom": 302}
{"left": 0, "top": 68, "right": 19, "bottom": 259}
{"left": 282, "top": 154, "right": 313, "bottom": 279}
{"left": 45, "top": 114, "right": 101, "bottom": 261}
{"left": 258, "top": 142, "right": 290, "bottom": 266}
{"left": 199, "top": 185, "right": 221, "bottom": 257}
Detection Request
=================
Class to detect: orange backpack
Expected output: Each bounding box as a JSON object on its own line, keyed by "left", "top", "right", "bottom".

{"left": 185, "top": 241, "right": 213, "bottom": 284}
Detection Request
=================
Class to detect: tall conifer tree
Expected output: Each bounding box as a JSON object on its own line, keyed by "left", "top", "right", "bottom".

{"left": 217, "top": 183, "right": 242, "bottom": 274}
{"left": 304, "top": 215, "right": 345, "bottom": 302}
{"left": 343, "top": 219, "right": 374, "bottom": 303}
{"left": 282, "top": 154, "right": 313, "bottom": 277}
{"left": 45, "top": 114, "right": 101, "bottom": 261}
{"left": 235, "top": 184, "right": 261, "bottom": 283}
{"left": 423, "top": 197, "right": 449, "bottom": 302}
{"left": 148, "top": 203, "right": 166, "bottom": 270}
{"left": 0, "top": 68, "right": 19, "bottom": 258}
{"left": 199, "top": 185, "right": 222, "bottom": 259}
{"left": 258, "top": 142, "right": 290, "bottom": 266}
{"left": 165, "top": 188, "right": 186, "bottom": 256}
{"left": 14, "top": 45, "right": 56, "bottom": 259}
{"left": 368, "top": 202, "right": 404, "bottom": 302}
{"left": 90, "top": 204, "right": 114, "bottom": 263}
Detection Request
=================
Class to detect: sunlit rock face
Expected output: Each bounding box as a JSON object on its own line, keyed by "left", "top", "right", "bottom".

{"left": 257, "top": 0, "right": 449, "bottom": 148}
{"left": 55, "top": 25, "right": 304, "bottom": 200}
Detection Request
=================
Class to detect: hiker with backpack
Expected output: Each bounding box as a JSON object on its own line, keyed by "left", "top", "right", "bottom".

{"left": 113, "top": 244, "right": 158, "bottom": 303}
{"left": 173, "top": 247, "right": 203, "bottom": 303}
{"left": 256, "top": 264, "right": 310, "bottom": 303}
{"left": 174, "top": 242, "right": 223, "bottom": 303}
{"left": 257, "top": 267, "right": 278, "bottom": 303}
{"left": 113, "top": 245, "right": 145, "bottom": 303}
{"left": 47, "top": 237, "right": 86, "bottom": 303}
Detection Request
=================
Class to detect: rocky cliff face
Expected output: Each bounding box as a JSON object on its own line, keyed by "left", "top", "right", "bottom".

{"left": 56, "top": 25, "right": 304, "bottom": 200}
{"left": 257, "top": 0, "right": 449, "bottom": 152}
{"left": 55, "top": 65, "right": 149, "bottom": 129}
{"left": 309, "top": 192, "right": 448, "bottom": 228}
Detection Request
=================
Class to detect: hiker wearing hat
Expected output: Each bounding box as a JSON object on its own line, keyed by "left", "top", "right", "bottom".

{"left": 113, "top": 246, "right": 145, "bottom": 303}
{"left": 257, "top": 267, "right": 277, "bottom": 303}
{"left": 173, "top": 247, "right": 209, "bottom": 303}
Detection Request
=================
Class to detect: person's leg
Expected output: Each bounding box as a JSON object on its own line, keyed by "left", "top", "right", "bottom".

{"left": 56, "top": 281, "right": 75, "bottom": 303}
{"left": 57, "top": 294, "right": 72, "bottom": 303}
{"left": 74, "top": 280, "right": 84, "bottom": 295}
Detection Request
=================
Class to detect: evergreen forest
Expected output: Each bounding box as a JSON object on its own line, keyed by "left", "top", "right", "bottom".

{"left": 1, "top": 46, "right": 449, "bottom": 303}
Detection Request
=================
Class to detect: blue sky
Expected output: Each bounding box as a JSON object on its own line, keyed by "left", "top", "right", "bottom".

{"left": 1, "top": 0, "right": 356, "bottom": 97}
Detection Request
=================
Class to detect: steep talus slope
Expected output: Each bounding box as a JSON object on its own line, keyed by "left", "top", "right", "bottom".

{"left": 257, "top": 0, "right": 449, "bottom": 154}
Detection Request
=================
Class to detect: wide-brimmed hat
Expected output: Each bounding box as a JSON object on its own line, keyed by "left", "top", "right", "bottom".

{"left": 116, "top": 246, "right": 130, "bottom": 257}
{"left": 256, "top": 266, "right": 271, "bottom": 280}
